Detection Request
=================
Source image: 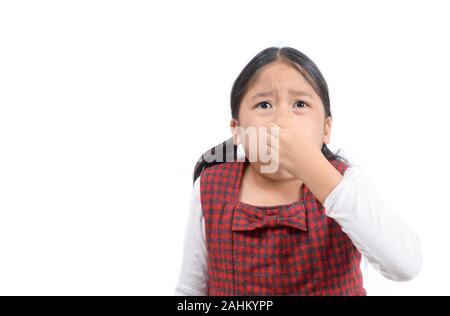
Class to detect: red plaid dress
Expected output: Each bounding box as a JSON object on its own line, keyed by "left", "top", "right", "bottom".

{"left": 200, "top": 158, "right": 367, "bottom": 296}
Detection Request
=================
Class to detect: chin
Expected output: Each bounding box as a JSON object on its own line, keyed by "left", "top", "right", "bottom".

{"left": 257, "top": 164, "right": 297, "bottom": 181}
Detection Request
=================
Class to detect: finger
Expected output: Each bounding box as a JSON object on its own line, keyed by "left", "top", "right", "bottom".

{"left": 270, "top": 122, "right": 284, "bottom": 130}
{"left": 258, "top": 128, "right": 271, "bottom": 154}
{"left": 267, "top": 122, "right": 281, "bottom": 129}
{"left": 263, "top": 129, "right": 279, "bottom": 150}
{"left": 267, "top": 134, "right": 280, "bottom": 159}
{"left": 261, "top": 130, "right": 274, "bottom": 157}
{"left": 269, "top": 133, "right": 279, "bottom": 151}
{"left": 265, "top": 122, "right": 281, "bottom": 137}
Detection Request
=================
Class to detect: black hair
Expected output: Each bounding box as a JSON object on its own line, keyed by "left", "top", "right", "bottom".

{"left": 193, "top": 46, "right": 348, "bottom": 184}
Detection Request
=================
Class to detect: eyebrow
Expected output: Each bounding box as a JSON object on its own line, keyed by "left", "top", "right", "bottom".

{"left": 251, "top": 89, "right": 313, "bottom": 99}
{"left": 288, "top": 89, "right": 313, "bottom": 98}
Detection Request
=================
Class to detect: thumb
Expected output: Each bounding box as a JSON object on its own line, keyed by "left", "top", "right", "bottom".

{"left": 265, "top": 122, "right": 282, "bottom": 136}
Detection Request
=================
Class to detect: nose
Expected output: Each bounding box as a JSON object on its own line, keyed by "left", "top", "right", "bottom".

{"left": 273, "top": 104, "right": 293, "bottom": 127}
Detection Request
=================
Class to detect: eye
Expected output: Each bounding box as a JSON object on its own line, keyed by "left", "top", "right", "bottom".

{"left": 294, "top": 100, "right": 308, "bottom": 108}
{"left": 255, "top": 101, "right": 272, "bottom": 110}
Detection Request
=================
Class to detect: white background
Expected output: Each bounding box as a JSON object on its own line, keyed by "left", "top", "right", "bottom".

{"left": 0, "top": 0, "right": 448, "bottom": 295}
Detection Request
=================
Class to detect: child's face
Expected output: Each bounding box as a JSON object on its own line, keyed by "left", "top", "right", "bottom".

{"left": 231, "top": 60, "right": 332, "bottom": 180}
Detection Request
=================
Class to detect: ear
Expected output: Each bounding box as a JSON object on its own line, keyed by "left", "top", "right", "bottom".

{"left": 230, "top": 118, "right": 241, "bottom": 145}
{"left": 323, "top": 116, "right": 332, "bottom": 144}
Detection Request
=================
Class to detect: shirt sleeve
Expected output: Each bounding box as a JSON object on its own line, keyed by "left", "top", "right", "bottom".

{"left": 174, "top": 175, "right": 208, "bottom": 295}
{"left": 323, "top": 165, "right": 423, "bottom": 282}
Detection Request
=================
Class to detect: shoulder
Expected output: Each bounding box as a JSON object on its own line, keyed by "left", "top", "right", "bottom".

{"left": 200, "top": 161, "right": 242, "bottom": 182}
{"left": 198, "top": 161, "right": 243, "bottom": 205}
{"left": 328, "top": 161, "right": 376, "bottom": 196}
{"left": 328, "top": 157, "right": 370, "bottom": 182}
{"left": 193, "top": 173, "right": 201, "bottom": 199}
{"left": 328, "top": 158, "right": 351, "bottom": 176}
{"left": 201, "top": 161, "right": 230, "bottom": 175}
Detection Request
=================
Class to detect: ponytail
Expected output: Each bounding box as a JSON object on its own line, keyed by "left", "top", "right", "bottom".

{"left": 193, "top": 138, "right": 349, "bottom": 185}
{"left": 192, "top": 137, "right": 239, "bottom": 185}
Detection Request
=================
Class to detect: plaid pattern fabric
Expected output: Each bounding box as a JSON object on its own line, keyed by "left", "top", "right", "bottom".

{"left": 200, "top": 159, "right": 366, "bottom": 296}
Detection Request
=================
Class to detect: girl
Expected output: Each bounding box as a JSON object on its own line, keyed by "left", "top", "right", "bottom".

{"left": 174, "top": 47, "right": 422, "bottom": 296}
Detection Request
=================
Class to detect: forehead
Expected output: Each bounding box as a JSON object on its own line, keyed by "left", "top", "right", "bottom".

{"left": 245, "top": 60, "right": 317, "bottom": 98}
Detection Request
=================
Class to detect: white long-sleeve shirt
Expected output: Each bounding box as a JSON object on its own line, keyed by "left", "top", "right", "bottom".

{"left": 174, "top": 152, "right": 423, "bottom": 296}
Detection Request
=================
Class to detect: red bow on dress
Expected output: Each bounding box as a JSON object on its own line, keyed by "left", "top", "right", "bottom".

{"left": 231, "top": 202, "right": 308, "bottom": 232}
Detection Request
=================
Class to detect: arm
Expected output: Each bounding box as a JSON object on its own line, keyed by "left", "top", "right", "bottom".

{"left": 323, "top": 166, "right": 423, "bottom": 282}
{"left": 174, "top": 176, "right": 208, "bottom": 295}
{"left": 296, "top": 148, "right": 344, "bottom": 204}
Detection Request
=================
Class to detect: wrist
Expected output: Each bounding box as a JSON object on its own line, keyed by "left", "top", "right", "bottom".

{"left": 291, "top": 145, "right": 324, "bottom": 180}
{"left": 297, "top": 151, "right": 343, "bottom": 204}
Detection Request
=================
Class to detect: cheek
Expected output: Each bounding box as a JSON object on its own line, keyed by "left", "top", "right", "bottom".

{"left": 237, "top": 118, "right": 273, "bottom": 147}
{"left": 239, "top": 113, "right": 273, "bottom": 128}
{"left": 294, "top": 116, "right": 325, "bottom": 144}
{"left": 238, "top": 102, "right": 275, "bottom": 127}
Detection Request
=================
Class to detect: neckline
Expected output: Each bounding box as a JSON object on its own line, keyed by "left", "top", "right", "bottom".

{"left": 234, "top": 160, "right": 308, "bottom": 210}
